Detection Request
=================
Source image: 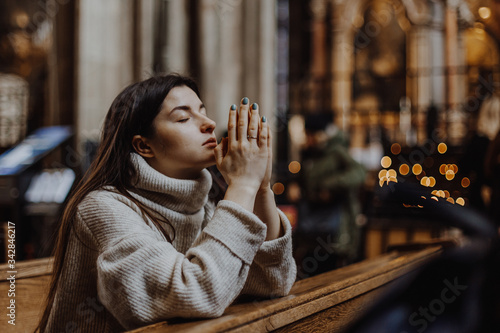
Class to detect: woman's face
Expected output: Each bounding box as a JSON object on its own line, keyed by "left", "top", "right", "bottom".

{"left": 143, "top": 85, "right": 217, "bottom": 179}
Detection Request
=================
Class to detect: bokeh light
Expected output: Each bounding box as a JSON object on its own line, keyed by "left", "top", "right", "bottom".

{"left": 456, "top": 197, "right": 465, "bottom": 206}
{"left": 479, "top": 7, "right": 491, "bottom": 19}
{"left": 437, "top": 143, "right": 447, "bottom": 154}
{"left": 428, "top": 176, "right": 436, "bottom": 187}
{"left": 420, "top": 176, "right": 430, "bottom": 187}
{"left": 388, "top": 169, "right": 397, "bottom": 178}
{"left": 461, "top": 177, "right": 470, "bottom": 188}
{"left": 381, "top": 156, "right": 392, "bottom": 168}
{"left": 272, "top": 182, "right": 285, "bottom": 195}
{"left": 391, "top": 143, "right": 401, "bottom": 155}
{"left": 379, "top": 169, "right": 388, "bottom": 179}
{"left": 439, "top": 164, "right": 447, "bottom": 175}
{"left": 412, "top": 164, "right": 422, "bottom": 175}
{"left": 288, "top": 161, "right": 301, "bottom": 174}
{"left": 445, "top": 170, "right": 455, "bottom": 180}
{"left": 399, "top": 164, "right": 410, "bottom": 175}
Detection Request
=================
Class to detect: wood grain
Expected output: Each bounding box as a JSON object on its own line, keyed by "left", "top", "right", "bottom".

{"left": 129, "top": 246, "right": 442, "bottom": 333}
{"left": 0, "top": 247, "right": 442, "bottom": 333}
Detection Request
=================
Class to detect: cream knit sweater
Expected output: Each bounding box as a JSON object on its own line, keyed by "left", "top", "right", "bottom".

{"left": 45, "top": 153, "right": 297, "bottom": 332}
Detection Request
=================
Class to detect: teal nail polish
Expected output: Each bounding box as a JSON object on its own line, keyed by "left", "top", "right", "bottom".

{"left": 242, "top": 97, "right": 249, "bottom": 105}
{"left": 252, "top": 103, "right": 258, "bottom": 110}
{"left": 230, "top": 104, "right": 236, "bottom": 110}
{"left": 262, "top": 116, "right": 266, "bottom": 122}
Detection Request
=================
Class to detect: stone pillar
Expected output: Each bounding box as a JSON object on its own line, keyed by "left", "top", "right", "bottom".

{"left": 257, "top": 0, "right": 276, "bottom": 131}
{"left": 163, "top": 0, "right": 189, "bottom": 73}
{"left": 76, "top": 0, "right": 135, "bottom": 146}
{"left": 198, "top": 0, "right": 219, "bottom": 134}
{"left": 135, "top": 0, "right": 156, "bottom": 79}
{"left": 429, "top": 0, "right": 446, "bottom": 109}
{"left": 445, "top": 0, "right": 460, "bottom": 109}
{"left": 330, "top": 0, "right": 357, "bottom": 130}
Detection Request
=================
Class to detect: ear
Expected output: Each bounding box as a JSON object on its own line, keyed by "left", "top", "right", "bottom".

{"left": 132, "top": 135, "right": 155, "bottom": 158}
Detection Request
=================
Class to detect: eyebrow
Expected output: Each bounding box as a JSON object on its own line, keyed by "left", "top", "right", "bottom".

{"left": 170, "top": 103, "right": 205, "bottom": 114}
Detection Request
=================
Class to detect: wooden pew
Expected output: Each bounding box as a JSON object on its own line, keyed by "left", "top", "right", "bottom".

{"left": 0, "top": 257, "right": 53, "bottom": 332}
{"left": 128, "top": 246, "right": 442, "bottom": 333}
{"left": 0, "top": 246, "right": 442, "bottom": 333}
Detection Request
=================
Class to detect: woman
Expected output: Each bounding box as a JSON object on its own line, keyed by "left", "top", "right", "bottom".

{"left": 37, "top": 74, "right": 296, "bottom": 332}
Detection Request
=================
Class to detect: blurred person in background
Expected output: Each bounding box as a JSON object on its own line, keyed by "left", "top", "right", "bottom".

{"left": 298, "top": 112, "right": 366, "bottom": 270}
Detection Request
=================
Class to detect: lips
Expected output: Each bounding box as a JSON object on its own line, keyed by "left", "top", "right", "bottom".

{"left": 203, "top": 137, "right": 217, "bottom": 146}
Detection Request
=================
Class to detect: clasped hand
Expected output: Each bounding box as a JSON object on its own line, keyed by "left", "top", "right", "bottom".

{"left": 214, "top": 98, "right": 272, "bottom": 193}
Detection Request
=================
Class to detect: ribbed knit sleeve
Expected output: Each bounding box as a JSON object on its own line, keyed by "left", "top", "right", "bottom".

{"left": 78, "top": 193, "right": 268, "bottom": 330}
{"left": 241, "top": 209, "right": 297, "bottom": 297}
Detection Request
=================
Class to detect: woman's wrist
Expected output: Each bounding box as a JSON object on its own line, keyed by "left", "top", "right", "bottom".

{"left": 258, "top": 184, "right": 272, "bottom": 195}
{"left": 224, "top": 183, "right": 258, "bottom": 212}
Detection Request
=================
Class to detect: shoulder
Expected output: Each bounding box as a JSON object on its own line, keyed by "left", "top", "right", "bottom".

{"left": 78, "top": 188, "right": 140, "bottom": 215}
{"left": 75, "top": 188, "right": 165, "bottom": 250}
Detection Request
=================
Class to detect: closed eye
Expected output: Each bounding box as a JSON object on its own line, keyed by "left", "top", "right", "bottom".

{"left": 178, "top": 118, "right": 190, "bottom": 123}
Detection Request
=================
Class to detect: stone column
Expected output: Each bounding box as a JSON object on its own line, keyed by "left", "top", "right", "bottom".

{"left": 331, "top": 0, "right": 356, "bottom": 130}
{"left": 445, "top": 0, "right": 460, "bottom": 109}
{"left": 163, "top": 0, "right": 189, "bottom": 74}
{"left": 135, "top": 0, "right": 156, "bottom": 79}
{"left": 76, "top": 0, "right": 135, "bottom": 146}
{"left": 257, "top": 0, "right": 276, "bottom": 130}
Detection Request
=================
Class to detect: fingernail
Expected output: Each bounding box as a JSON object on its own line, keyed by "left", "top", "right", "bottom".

{"left": 230, "top": 104, "right": 236, "bottom": 110}
{"left": 262, "top": 116, "right": 266, "bottom": 123}
{"left": 252, "top": 103, "right": 258, "bottom": 110}
{"left": 242, "top": 97, "right": 249, "bottom": 105}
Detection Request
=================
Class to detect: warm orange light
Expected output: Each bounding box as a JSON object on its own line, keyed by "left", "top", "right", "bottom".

{"left": 388, "top": 169, "right": 397, "bottom": 178}
{"left": 381, "top": 156, "right": 392, "bottom": 168}
{"left": 412, "top": 164, "right": 422, "bottom": 175}
{"left": 446, "top": 197, "right": 455, "bottom": 204}
{"left": 437, "top": 143, "right": 447, "bottom": 154}
{"left": 431, "top": 196, "right": 439, "bottom": 202}
{"left": 456, "top": 197, "right": 465, "bottom": 206}
{"left": 451, "top": 164, "right": 458, "bottom": 174}
{"left": 428, "top": 176, "right": 436, "bottom": 187}
{"left": 272, "top": 182, "right": 285, "bottom": 195}
{"left": 461, "top": 177, "right": 470, "bottom": 188}
{"left": 479, "top": 7, "right": 491, "bottom": 20}
{"left": 388, "top": 176, "right": 398, "bottom": 183}
{"left": 443, "top": 190, "right": 450, "bottom": 198}
{"left": 288, "top": 161, "right": 301, "bottom": 174}
{"left": 445, "top": 170, "right": 455, "bottom": 180}
{"left": 379, "top": 177, "right": 387, "bottom": 187}
{"left": 399, "top": 164, "right": 410, "bottom": 175}
{"left": 391, "top": 143, "right": 402, "bottom": 155}
{"left": 439, "top": 164, "right": 447, "bottom": 175}
{"left": 420, "top": 176, "right": 430, "bottom": 187}
{"left": 437, "top": 190, "right": 445, "bottom": 198}
{"left": 378, "top": 169, "right": 388, "bottom": 179}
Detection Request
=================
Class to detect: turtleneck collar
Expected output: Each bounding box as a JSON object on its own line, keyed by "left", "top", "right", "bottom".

{"left": 129, "top": 153, "right": 212, "bottom": 214}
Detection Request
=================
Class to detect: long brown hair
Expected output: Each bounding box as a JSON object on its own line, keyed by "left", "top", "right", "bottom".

{"left": 36, "top": 74, "right": 208, "bottom": 332}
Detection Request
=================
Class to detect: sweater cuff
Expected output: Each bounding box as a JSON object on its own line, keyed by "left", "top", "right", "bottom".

{"left": 256, "top": 209, "right": 293, "bottom": 265}
{"left": 203, "top": 200, "right": 267, "bottom": 265}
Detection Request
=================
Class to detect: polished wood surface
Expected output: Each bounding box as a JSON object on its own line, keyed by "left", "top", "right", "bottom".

{"left": 0, "top": 257, "right": 53, "bottom": 332}
{"left": 0, "top": 247, "right": 441, "bottom": 333}
{"left": 129, "top": 246, "right": 442, "bottom": 333}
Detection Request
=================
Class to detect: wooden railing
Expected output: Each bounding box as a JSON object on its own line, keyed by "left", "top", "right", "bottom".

{"left": 0, "top": 246, "right": 443, "bottom": 333}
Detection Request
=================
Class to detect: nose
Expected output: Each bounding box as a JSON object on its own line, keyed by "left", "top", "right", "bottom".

{"left": 200, "top": 114, "right": 216, "bottom": 133}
